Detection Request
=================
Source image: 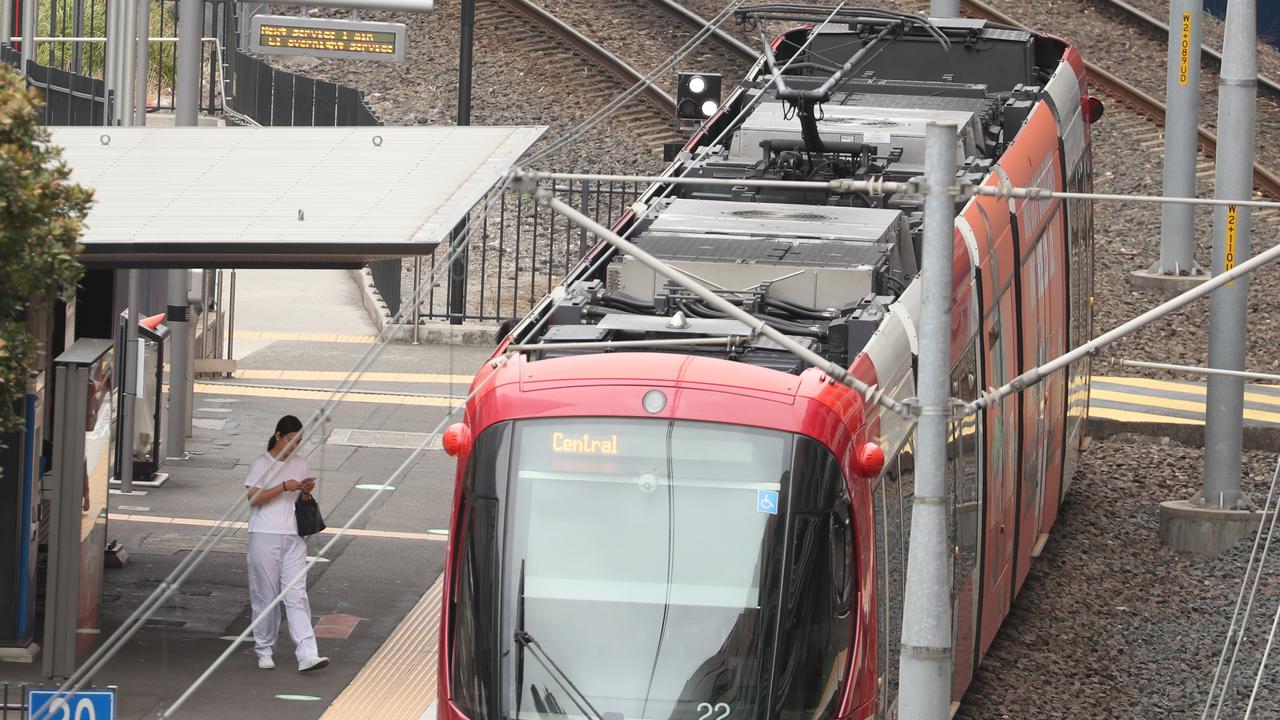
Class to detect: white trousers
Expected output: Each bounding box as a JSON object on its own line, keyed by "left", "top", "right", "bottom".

{"left": 247, "top": 532, "right": 319, "bottom": 661}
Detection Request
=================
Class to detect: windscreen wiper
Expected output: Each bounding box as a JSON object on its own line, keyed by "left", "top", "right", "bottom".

{"left": 514, "top": 629, "right": 606, "bottom": 720}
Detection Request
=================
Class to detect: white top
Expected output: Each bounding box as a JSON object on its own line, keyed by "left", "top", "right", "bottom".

{"left": 244, "top": 451, "right": 309, "bottom": 535}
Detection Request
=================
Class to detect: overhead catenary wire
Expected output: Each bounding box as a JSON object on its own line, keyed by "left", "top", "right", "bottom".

{"left": 1204, "top": 453, "right": 1280, "bottom": 719}
{"left": 1116, "top": 358, "right": 1280, "bottom": 385}
{"left": 31, "top": 178, "right": 507, "bottom": 720}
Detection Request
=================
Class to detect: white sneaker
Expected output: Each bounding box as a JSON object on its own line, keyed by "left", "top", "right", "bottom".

{"left": 298, "top": 656, "right": 329, "bottom": 672}
{"left": 257, "top": 656, "right": 275, "bottom": 670}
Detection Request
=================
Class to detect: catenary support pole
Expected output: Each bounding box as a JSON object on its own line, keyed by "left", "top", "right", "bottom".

{"left": 133, "top": 0, "right": 149, "bottom": 126}
{"left": 120, "top": 0, "right": 136, "bottom": 125}
{"left": 1, "top": 0, "right": 12, "bottom": 49}
{"left": 1153, "top": 0, "right": 1205, "bottom": 277}
{"left": 165, "top": 270, "right": 190, "bottom": 459}
{"left": 897, "top": 122, "right": 957, "bottom": 720}
{"left": 19, "top": 0, "right": 34, "bottom": 74}
{"left": 1202, "top": 0, "right": 1256, "bottom": 510}
{"left": 929, "top": 0, "right": 959, "bottom": 17}
{"left": 176, "top": 0, "right": 200, "bottom": 124}
{"left": 120, "top": 270, "right": 139, "bottom": 493}
{"left": 447, "top": 0, "right": 475, "bottom": 325}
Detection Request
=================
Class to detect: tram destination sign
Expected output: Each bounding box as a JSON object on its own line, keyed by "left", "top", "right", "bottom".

{"left": 249, "top": 15, "right": 406, "bottom": 62}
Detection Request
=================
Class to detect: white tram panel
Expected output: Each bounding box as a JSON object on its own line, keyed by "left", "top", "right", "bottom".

{"left": 728, "top": 102, "right": 982, "bottom": 171}
{"left": 609, "top": 198, "right": 908, "bottom": 309}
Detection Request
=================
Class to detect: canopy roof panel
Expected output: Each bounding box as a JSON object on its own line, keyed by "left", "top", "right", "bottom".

{"left": 52, "top": 126, "right": 545, "bottom": 268}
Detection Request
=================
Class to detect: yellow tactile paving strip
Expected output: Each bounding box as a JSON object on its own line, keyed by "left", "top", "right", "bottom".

{"left": 322, "top": 574, "right": 444, "bottom": 720}
{"left": 235, "top": 369, "right": 475, "bottom": 384}
{"left": 1089, "top": 375, "right": 1280, "bottom": 428}
{"left": 113, "top": 514, "right": 447, "bottom": 543}
{"left": 235, "top": 331, "right": 380, "bottom": 344}
{"left": 193, "top": 382, "right": 462, "bottom": 408}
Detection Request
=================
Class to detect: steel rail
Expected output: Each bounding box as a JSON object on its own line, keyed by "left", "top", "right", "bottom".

{"left": 1093, "top": 0, "right": 1280, "bottom": 99}
{"left": 645, "top": 0, "right": 758, "bottom": 61}
{"left": 961, "top": 0, "right": 1280, "bottom": 200}
{"left": 493, "top": 0, "right": 676, "bottom": 116}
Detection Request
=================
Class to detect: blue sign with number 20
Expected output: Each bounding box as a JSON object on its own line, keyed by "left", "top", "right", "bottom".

{"left": 28, "top": 689, "right": 116, "bottom": 720}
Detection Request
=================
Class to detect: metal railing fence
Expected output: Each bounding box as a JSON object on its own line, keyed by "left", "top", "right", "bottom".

{"left": 4, "top": 0, "right": 225, "bottom": 114}
{"left": 408, "top": 177, "right": 648, "bottom": 323}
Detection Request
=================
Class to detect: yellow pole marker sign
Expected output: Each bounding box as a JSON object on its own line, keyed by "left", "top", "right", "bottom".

{"left": 1225, "top": 204, "right": 1238, "bottom": 285}
{"left": 1179, "top": 13, "right": 1192, "bottom": 85}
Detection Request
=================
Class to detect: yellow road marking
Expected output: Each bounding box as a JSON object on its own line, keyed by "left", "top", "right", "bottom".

{"left": 113, "top": 513, "right": 446, "bottom": 542}
{"left": 194, "top": 382, "right": 461, "bottom": 408}
{"left": 235, "top": 330, "right": 379, "bottom": 344}
{"left": 235, "top": 369, "right": 475, "bottom": 384}
{"left": 1093, "top": 375, "right": 1280, "bottom": 407}
{"left": 1087, "top": 406, "right": 1201, "bottom": 426}
{"left": 1091, "top": 388, "right": 1280, "bottom": 425}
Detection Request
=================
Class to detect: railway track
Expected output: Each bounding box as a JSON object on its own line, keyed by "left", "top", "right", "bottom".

{"left": 484, "top": 0, "right": 680, "bottom": 145}
{"left": 1092, "top": 0, "right": 1280, "bottom": 98}
{"left": 961, "top": 0, "right": 1280, "bottom": 200}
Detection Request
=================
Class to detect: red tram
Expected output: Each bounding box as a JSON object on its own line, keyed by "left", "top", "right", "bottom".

{"left": 439, "top": 9, "right": 1098, "bottom": 719}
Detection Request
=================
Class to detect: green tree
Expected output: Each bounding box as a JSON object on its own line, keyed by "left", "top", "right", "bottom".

{"left": 0, "top": 66, "right": 93, "bottom": 437}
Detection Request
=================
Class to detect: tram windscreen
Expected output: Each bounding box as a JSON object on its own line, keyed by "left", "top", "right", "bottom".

{"left": 450, "top": 418, "right": 855, "bottom": 720}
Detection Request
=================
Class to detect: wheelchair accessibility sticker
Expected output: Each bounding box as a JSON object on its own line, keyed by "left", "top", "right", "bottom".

{"left": 757, "top": 489, "right": 779, "bottom": 515}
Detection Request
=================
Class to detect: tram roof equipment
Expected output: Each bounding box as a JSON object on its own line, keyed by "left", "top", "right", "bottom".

{"left": 52, "top": 125, "right": 545, "bottom": 268}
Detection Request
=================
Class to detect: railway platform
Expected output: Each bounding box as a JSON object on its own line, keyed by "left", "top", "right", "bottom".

{"left": 1088, "top": 374, "right": 1280, "bottom": 450}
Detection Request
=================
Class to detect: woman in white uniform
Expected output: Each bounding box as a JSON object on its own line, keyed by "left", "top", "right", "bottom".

{"left": 245, "top": 414, "right": 329, "bottom": 672}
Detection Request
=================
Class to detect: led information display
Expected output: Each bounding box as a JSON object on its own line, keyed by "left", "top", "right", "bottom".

{"left": 249, "top": 15, "right": 406, "bottom": 62}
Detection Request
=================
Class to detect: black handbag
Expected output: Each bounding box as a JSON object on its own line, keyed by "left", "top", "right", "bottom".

{"left": 295, "top": 494, "right": 327, "bottom": 537}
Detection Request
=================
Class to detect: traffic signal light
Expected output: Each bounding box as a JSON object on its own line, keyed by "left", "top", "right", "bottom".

{"left": 676, "top": 72, "right": 722, "bottom": 121}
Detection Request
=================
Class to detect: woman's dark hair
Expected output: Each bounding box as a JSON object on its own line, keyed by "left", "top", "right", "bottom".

{"left": 268, "top": 415, "right": 303, "bottom": 451}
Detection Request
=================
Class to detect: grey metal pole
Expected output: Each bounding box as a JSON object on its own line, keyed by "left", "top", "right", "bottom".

{"left": 227, "top": 269, "right": 236, "bottom": 362}
{"left": 1202, "top": 0, "right": 1256, "bottom": 510}
{"left": 120, "top": 0, "right": 137, "bottom": 125}
{"left": 120, "top": 270, "right": 139, "bottom": 493}
{"left": 897, "top": 122, "right": 957, "bottom": 720}
{"left": 176, "top": 0, "right": 200, "bottom": 124}
{"left": 165, "top": 269, "right": 190, "bottom": 459}
{"left": 411, "top": 256, "right": 422, "bottom": 344}
{"left": 1, "top": 0, "right": 12, "bottom": 49}
{"left": 133, "top": 0, "right": 149, "bottom": 126}
{"left": 457, "top": 0, "right": 474, "bottom": 126}
{"left": 446, "top": 0, "right": 475, "bottom": 325}
{"left": 929, "top": 0, "right": 960, "bottom": 17}
{"left": 1152, "top": 0, "right": 1205, "bottom": 277}
{"left": 19, "top": 0, "right": 35, "bottom": 74}
{"left": 106, "top": 0, "right": 122, "bottom": 123}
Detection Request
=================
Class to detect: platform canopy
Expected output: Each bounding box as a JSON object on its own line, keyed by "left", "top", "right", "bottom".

{"left": 51, "top": 125, "right": 545, "bottom": 268}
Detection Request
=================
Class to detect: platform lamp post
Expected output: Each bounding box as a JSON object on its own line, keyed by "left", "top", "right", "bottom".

{"left": 897, "top": 122, "right": 958, "bottom": 720}
{"left": 447, "top": 0, "right": 476, "bottom": 325}
{"left": 1, "top": 0, "right": 12, "bottom": 50}
{"left": 1201, "top": 0, "right": 1256, "bottom": 512}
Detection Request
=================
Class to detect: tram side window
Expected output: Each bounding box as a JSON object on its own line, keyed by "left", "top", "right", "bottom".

{"left": 948, "top": 342, "right": 982, "bottom": 679}
{"left": 771, "top": 437, "right": 854, "bottom": 720}
{"left": 450, "top": 423, "right": 511, "bottom": 720}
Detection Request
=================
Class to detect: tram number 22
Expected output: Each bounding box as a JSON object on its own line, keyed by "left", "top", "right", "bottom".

{"left": 42, "top": 698, "right": 101, "bottom": 720}
{"left": 697, "top": 703, "right": 732, "bottom": 720}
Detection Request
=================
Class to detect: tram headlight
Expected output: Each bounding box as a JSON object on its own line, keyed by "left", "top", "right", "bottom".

{"left": 642, "top": 389, "right": 667, "bottom": 414}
